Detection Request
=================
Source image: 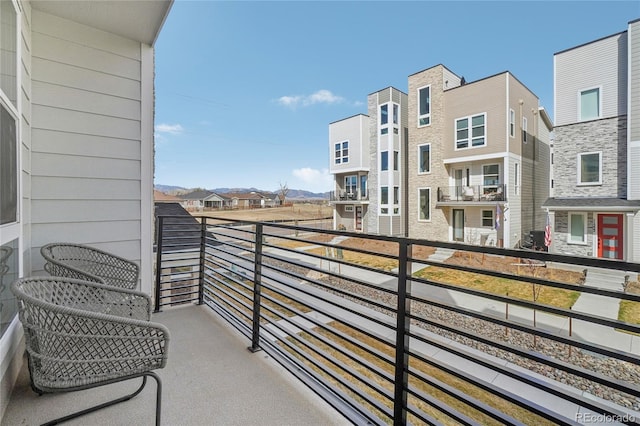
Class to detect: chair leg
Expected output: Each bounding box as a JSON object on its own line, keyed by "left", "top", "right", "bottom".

{"left": 40, "top": 372, "right": 162, "bottom": 426}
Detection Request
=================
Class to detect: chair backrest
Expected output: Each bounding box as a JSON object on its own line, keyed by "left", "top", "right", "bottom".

{"left": 41, "top": 243, "right": 139, "bottom": 290}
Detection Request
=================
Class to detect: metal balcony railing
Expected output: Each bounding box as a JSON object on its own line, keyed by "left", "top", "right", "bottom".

{"left": 155, "top": 215, "right": 640, "bottom": 425}
{"left": 438, "top": 184, "right": 507, "bottom": 202}
{"left": 329, "top": 189, "right": 369, "bottom": 202}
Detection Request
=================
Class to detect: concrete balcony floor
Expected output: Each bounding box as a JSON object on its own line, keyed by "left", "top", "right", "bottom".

{"left": 2, "top": 305, "right": 350, "bottom": 426}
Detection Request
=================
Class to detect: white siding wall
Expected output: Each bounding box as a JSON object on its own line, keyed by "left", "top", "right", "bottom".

{"left": 555, "top": 32, "right": 628, "bottom": 126}
{"left": 29, "top": 10, "right": 150, "bottom": 286}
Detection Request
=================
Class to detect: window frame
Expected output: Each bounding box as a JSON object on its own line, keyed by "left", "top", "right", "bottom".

{"left": 482, "top": 164, "right": 500, "bottom": 188}
{"left": 522, "top": 116, "right": 528, "bottom": 143}
{"left": 344, "top": 205, "right": 354, "bottom": 213}
{"left": 568, "top": 212, "right": 587, "bottom": 244}
{"left": 455, "top": 113, "right": 486, "bottom": 150}
{"left": 577, "top": 151, "right": 602, "bottom": 186}
{"left": 344, "top": 175, "right": 357, "bottom": 195}
{"left": 393, "top": 151, "right": 399, "bottom": 171}
{"left": 418, "top": 143, "right": 431, "bottom": 174}
{"left": 334, "top": 141, "right": 348, "bottom": 164}
{"left": 482, "top": 210, "right": 494, "bottom": 228}
{"left": 380, "top": 186, "right": 389, "bottom": 215}
{"left": 380, "top": 151, "right": 389, "bottom": 171}
{"left": 417, "top": 85, "right": 431, "bottom": 127}
{"left": 418, "top": 188, "right": 431, "bottom": 222}
{"left": 509, "top": 108, "right": 515, "bottom": 138}
{"left": 578, "top": 86, "right": 602, "bottom": 122}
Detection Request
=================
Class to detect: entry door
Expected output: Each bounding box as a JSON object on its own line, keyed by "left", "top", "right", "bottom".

{"left": 597, "top": 214, "right": 623, "bottom": 259}
{"left": 453, "top": 209, "right": 465, "bottom": 242}
{"left": 355, "top": 206, "right": 363, "bottom": 231}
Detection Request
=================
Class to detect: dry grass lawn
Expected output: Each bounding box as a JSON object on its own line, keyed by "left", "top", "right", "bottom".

{"left": 414, "top": 252, "right": 584, "bottom": 309}
{"left": 619, "top": 281, "right": 640, "bottom": 325}
{"left": 197, "top": 204, "right": 332, "bottom": 222}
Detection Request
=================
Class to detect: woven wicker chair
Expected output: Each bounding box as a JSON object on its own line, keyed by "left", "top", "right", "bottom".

{"left": 41, "top": 243, "right": 139, "bottom": 290}
{"left": 12, "top": 277, "right": 170, "bottom": 426}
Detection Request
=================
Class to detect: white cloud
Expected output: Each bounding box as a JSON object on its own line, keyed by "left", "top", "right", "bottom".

{"left": 276, "top": 90, "right": 344, "bottom": 108}
{"left": 155, "top": 123, "right": 184, "bottom": 135}
{"left": 292, "top": 167, "right": 333, "bottom": 192}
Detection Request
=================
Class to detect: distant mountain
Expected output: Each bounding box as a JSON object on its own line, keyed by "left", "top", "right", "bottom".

{"left": 155, "top": 185, "right": 329, "bottom": 200}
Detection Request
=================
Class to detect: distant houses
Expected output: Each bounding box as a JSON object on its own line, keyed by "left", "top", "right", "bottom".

{"left": 154, "top": 189, "right": 282, "bottom": 211}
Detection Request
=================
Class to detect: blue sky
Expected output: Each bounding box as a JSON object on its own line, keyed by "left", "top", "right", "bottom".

{"left": 154, "top": 0, "right": 640, "bottom": 193}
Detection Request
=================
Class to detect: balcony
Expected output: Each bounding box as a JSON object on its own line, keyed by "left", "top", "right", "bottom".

{"left": 329, "top": 189, "right": 370, "bottom": 203}
{"left": 437, "top": 184, "right": 507, "bottom": 204}
{"left": 4, "top": 217, "right": 640, "bottom": 425}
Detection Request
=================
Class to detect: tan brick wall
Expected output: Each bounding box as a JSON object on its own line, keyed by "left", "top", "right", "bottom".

{"left": 407, "top": 66, "right": 451, "bottom": 240}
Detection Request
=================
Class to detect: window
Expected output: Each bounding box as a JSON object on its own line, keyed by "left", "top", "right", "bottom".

{"left": 360, "top": 175, "right": 367, "bottom": 198}
{"left": 418, "top": 85, "right": 430, "bottom": 126}
{"left": 418, "top": 144, "right": 430, "bottom": 174}
{"left": 419, "top": 188, "right": 430, "bottom": 221}
{"left": 522, "top": 117, "right": 528, "bottom": 143}
{"left": 509, "top": 109, "right": 515, "bottom": 138}
{"left": 381, "top": 186, "right": 388, "bottom": 214}
{"left": 579, "top": 87, "right": 600, "bottom": 121}
{"left": 345, "top": 205, "right": 354, "bottom": 212}
{"left": 393, "top": 151, "right": 399, "bottom": 171}
{"left": 381, "top": 151, "right": 388, "bottom": 171}
{"left": 335, "top": 141, "right": 348, "bottom": 164}
{"left": 393, "top": 104, "right": 398, "bottom": 125}
{"left": 568, "top": 212, "right": 587, "bottom": 244}
{"left": 578, "top": 152, "right": 601, "bottom": 185}
{"left": 393, "top": 186, "right": 399, "bottom": 204}
{"left": 380, "top": 104, "right": 388, "bottom": 125}
{"left": 345, "top": 175, "right": 357, "bottom": 195}
{"left": 1, "top": 105, "right": 17, "bottom": 225}
{"left": 482, "top": 210, "right": 494, "bottom": 227}
{"left": 1, "top": 0, "right": 17, "bottom": 107}
{"left": 456, "top": 113, "right": 485, "bottom": 149}
{"left": 483, "top": 164, "right": 499, "bottom": 188}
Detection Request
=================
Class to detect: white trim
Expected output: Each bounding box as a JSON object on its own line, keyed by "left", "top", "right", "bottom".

{"left": 444, "top": 151, "right": 508, "bottom": 165}
{"left": 568, "top": 212, "right": 588, "bottom": 244}
{"left": 522, "top": 116, "right": 528, "bottom": 144}
{"left": 577, "top": 85, "right": 602, "bottom": 122}
{"left": 334, "top": 140, "right": 349, "bottom": 165}
{"left": 417, "top": 142, "right": 431, "bottom": 174}
{"left": 140, "top": 44, "right": 154, "bottom": 296}
{"left": 418, "top": 187, "right": 431, "bottom": 222}
{"left": 577, "top": 151, "right": 602, "bottom": 186}
{"left": 417, "top": 84, "right": 431, "bottom": 127}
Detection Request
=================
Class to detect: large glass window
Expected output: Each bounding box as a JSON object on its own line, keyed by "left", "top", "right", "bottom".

{"left": 419, "top": 188, "right": 430, "bottom": 221}
{"left": 1, "top": 105, "right": 17, "bottom": 225}
{"left": 334, "top": 141, "right": 348, "bottom": 164}
{"left": 380, "top": 104, "right": 388, "bottom": 126}
{"left": 522, "top": 117, "right": 528, "bottom": 143}
{"left": 360, "top": 175, "right": 367, "bottom": 199}
{"left": 380, "top": 186, "right": 388, "bottom": 214}
{"left": 456, "top": 113, "right": 485, "bottom": 149}
{"left": 1, "top": 0, "right": 17, "bottom": 106}
{"left": 580, "top": 87, "right": 600, "bottom": 121}
{"left": 418, "top": 144, "right": 430, "bottom": 173}
{"left": 393, "top": 104, "right": 398, "bottom": 125}
{"left": 393, "top": 151, "right": 399, "bottom": 171}
{"left": 345, "top": 175, "right": 357, "bottom": 196}
{"left": 578, "top": 152, "right": 601, "bottom": 185}
{"left": 568, "top": 213, "right": 587, "bottom": 244}
{"left": 483, "top": 164, "right": 499, "bottom": 188}
{"left": 418, "top": 85, "right": 430, "bottom": 126}
{"left": 381, "top": 151, "right": 388, "bottom": 171}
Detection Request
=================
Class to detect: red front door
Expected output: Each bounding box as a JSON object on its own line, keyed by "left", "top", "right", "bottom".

{"left": 597, "top": 214, "right": 623, "bottom": 260}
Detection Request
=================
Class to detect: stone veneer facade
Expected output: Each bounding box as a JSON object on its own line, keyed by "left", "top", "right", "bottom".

{"left": 553, "top": 117, "right": 627, "bottom": 198}
{"left": 407, "top": 66, "right": 451, "bottom": 240}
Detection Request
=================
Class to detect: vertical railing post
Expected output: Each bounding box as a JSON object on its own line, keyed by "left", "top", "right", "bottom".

{"left": 393, "top": 241, "right": 412, "bottom": 425}
{"left": 198, "top": 217, "right": 206, "bottom": 305}
{"left": 154, "top": 216, "right": 164, "bottom": 313}
{"left": 249, "top": 223, "right": 263, "bottom": 352}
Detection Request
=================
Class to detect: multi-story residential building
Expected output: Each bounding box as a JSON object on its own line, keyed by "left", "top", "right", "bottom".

{"left": 544, "top": 19, "right": 640, "bottom": 262}
{"left": 330, "top": 67, "right": 552, "bottom": 247}
{"left": 329, "top": 87, "right": 409, "bottom": 235}
{"left": 329, "top": 114, "right": 370, "bottom": 232}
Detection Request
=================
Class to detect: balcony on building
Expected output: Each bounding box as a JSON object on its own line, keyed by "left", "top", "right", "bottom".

{"left": 437, "top": 183, "right": 507, "bottom": 205}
